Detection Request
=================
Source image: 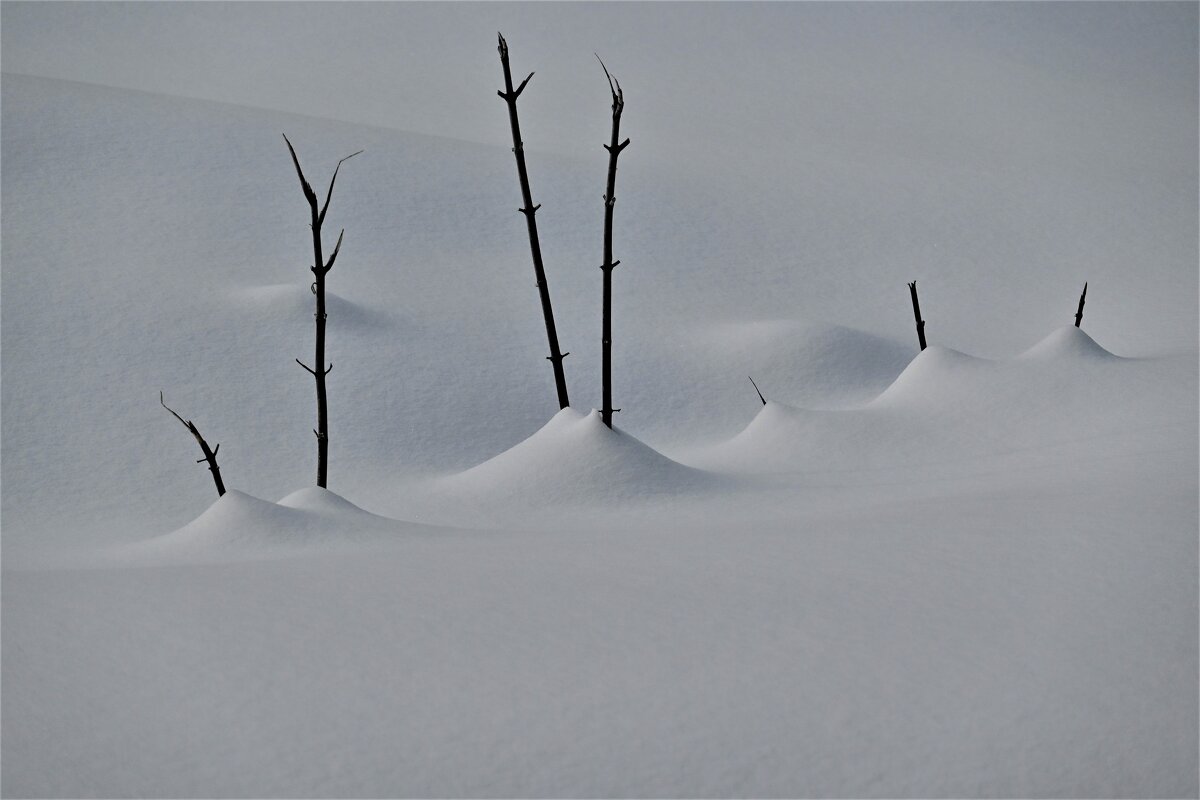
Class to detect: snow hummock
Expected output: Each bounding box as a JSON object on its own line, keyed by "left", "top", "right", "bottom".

{"left": 869, "top": 344, "right": 995, "bottom": 408}
{"left": 686, "top": 328, "right": 1191, "bottom": 476}
{"left": 1018, "top": 324, "right": 1119, "bottom": 361}
{"left": 230, "top": 284, "right": 391, "bottom": 331}
{"left": 438, "top": 408, "right": 718, "bottom": 507}
{"left": 277, "top": 485, "right": 382, "bottom": 518}
{"left": 690, "top": 319, "right": 914, "bottom": 409}
{"left": 121, "top": 488, "right": 433, "bottom": 565}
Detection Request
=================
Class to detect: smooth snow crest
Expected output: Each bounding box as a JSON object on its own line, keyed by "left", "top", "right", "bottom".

{"left": 121, "top": 488, "right": 431, "bottom": 564}
{"left": 1018, "top": 325, "right": 1119, "bottom": 361}
{"left": 439, "top": 408, "right": 718, "bottom": 506}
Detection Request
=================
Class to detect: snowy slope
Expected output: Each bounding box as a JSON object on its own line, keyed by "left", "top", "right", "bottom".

{"left": 116, "top": 488, "right": 441, "bottom": 566}
{"left": 2, "top": 71, "right": 1196, "bottom": 551}
{"left": 438, "top": 408, "right": 717, "bottom": 506}
{"left": 688, "top": 327, "right": 1196, "bottom": 476}
{"left": 4, "top": 448, "right": 1196, "bottom": 797}
{"left": 2, "top": 5, "right": 1198, "bottom": 795}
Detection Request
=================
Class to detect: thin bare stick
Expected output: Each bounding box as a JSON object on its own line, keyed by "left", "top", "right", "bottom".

{"left": 160, "top": 391, "right": 226, "bottom": 496}
{"left": 497, "top": 33, "right": 570, "bottom": 410}
{"left": 748, "top": 376, "right": 766, "bottom": 406}
{"left": 597, "top": 54, "right": 629, "bottom": 428}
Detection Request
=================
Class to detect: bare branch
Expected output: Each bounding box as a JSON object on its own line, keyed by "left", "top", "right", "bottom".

{"left": 296, "top": 358, "right": 317, "bottom": 376}
{"left": 908, "top": 281, "right": 927, "bottom": 351}
{"left": 319, "top": 150, "right": 363, "bottom": 226}
{"left": 598, "top": 58, "right": 628, "bottom": 429}
{"left": 748, "top": 376, "right": 766, "bottom": 406}
{"left": 595, "top": 54, "right": 618, "bottom": 103}
{"left": 159, "top": 391, "right": 190, "bottom": 429}
{"left": 513, "top": 72, "right": 534, "bottom": 99}
{"left": 160, "top": 391, "right": 226, "bottom": 496}
{"left": 324, "top": 228, "right": 345, "bottom": 272}
{"left": 282, "top": 134, "right": 317, "bottom": 209}
{"left": 496, "top": 32, "right": 570, "bottom": 410}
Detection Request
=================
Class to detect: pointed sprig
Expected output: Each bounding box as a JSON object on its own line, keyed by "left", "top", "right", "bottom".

{"left": 748, "top": 376, "right": 767, "bottom": 406}
{"left": 596, "top": 55, "right": 630, "bottom": 153}
{"left": 160, "top": 390, "right": 193, "bottom": 431}
{"left": 320, "top": 152, "right": 363, "bottom": 226}
{"left": 496, "top": 32, "right": 534, "bottom": 101}
{"left": 596, "top": 54, "right": 624, "bottom": 114}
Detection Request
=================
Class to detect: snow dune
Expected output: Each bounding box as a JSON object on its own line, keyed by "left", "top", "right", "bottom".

{"left": 2, "top": 11, "right": 1196, "bottom": 792}
{"left": 120, "top": 487, "right": 438, "bottom": 566}
{"left": 687, "top": 326, "right": 1193, "bottom": 476}
{"left": 436, "top": 407, "right": 721, "bottom": 508}
{"left": 230, "top": 284, "right": 394, "bottom": 332}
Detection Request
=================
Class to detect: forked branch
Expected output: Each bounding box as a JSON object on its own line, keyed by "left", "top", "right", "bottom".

{"left": 283, "top": 134, "right": 360, "bottom": 488}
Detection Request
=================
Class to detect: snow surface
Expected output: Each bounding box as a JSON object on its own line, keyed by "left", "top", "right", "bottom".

{"left": 115, "top": 488, "right": 440, "bottom": 567}
{"left": 2, "top": 5, "right": 1198, "bottom": 796}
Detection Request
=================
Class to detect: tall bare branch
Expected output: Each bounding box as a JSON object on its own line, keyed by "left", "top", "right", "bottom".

{"left": 283, "top": 134, "right": 360, "bottom": 487}
{"left": 597, "top": 55, "right": 629, "bottom": 428}
{"left": 497, "top": 32, "right": 570, "bottom": 410}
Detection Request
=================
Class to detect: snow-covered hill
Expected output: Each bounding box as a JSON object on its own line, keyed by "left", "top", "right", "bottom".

{"left": 2, "top": 68, "right": 1196, "bottom": 550}
{"left": 2, "top": 4, "right": 1197, "bottom": 795}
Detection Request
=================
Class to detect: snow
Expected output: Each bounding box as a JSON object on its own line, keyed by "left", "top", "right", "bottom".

{"left": 115, "top": 488, "right": 438, "bottom": 567}
{"left": 437, "top": 408, "right": 718, "bottom": 508}
{"left": 1018, "top": 323, "right": 1120, "bottom": 362}
{"left": 2, "top": 4, "right": 1197, "bottom": 797}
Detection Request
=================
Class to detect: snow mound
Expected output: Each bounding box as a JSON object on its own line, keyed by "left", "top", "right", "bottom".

{"left": 277, "top": 486, "right": 380, "bottom": 518}
{"left": 439, "top": 408, "right": 717, "bottom": 506}
{"left": 684, "top": 399, "right": 935, "bottom": 474}
{"left": 693, "top": 320, "right": 914, "bottom": 408}
{"left": 1018, "top": 325, "right": 1118, "bottom": 361}
{"left": 230, "top": 284, "right": 390, "bottom": 330}
{"left": 122, "top": 488, "right": 424, "bottom": 565}
{"left": 687, "top": 327, "right": 1193, "bottom": 475}
{"left": 869, "top": 344, "right": 994, "bottom": 408}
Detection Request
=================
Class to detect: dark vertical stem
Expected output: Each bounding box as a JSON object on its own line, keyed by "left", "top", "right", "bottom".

{"left": 497, "top": 33, "right": 570, "bottom": 410}
{"left": 160, "top": 392, "right": 226, "bottom": 497}
{"left": 284, "top": 135, "right": 360, "bottom": 488}
{"left": 310, "top": 201, "right": 329, "bottom": 488}
{"left": 1075, "top": 281, "right": 1087, "bottom": 328}
{"left": 598, "top": 57, "right": 629, "bottom": 429}
{"left": 908, "top": 281, "right": 927, "bottom": 351}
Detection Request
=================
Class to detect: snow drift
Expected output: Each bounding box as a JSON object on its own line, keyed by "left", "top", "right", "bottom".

{"left": 438, "top": 408, "right": 719, "bottom": 508}
{"left": 2, "top": 5, "right": 1196, "bottom": 794}
{"left": 121, "top": 488, "right": 436, "bottom": 565}
{"left": 689, "top": 326, "right": 1192, "bottom": 475}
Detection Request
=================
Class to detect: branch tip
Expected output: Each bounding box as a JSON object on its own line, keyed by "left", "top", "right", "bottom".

{"left": 748, "top": 376, "right": 767, "bottom": 406}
